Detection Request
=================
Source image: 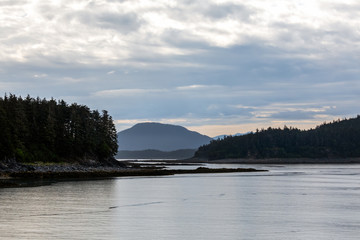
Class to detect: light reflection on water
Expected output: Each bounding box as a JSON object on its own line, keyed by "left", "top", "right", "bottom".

{"left": 1, "top": 165, "right": 360, "bottom": 240}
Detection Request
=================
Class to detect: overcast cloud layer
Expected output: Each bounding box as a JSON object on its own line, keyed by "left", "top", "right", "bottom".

{"left": 1, "top": 0, "right": 359, "bottom": 136}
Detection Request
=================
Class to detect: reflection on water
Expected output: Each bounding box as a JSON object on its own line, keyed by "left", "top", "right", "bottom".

{"left": 1, "top": 165, "right": 360, "bottom": 240}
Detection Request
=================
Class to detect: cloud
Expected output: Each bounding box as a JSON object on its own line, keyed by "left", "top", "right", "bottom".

{"left": 1, "top": 0, "right": 360, "bottom": 135}
{"left": 33, "top": 73, "right": 48, "bottom": 78}
{"left": 269, "top": 110, "right": 325, "bottom": 120}
{"left": 70, "top": 10, "right": 143, "bottom": 34}
{"left": 176, "top": 85, "right": 220, "bottom": 91}
{"left": 204, "top": 3, "right": 255, "bottom": 20}
{"left": 94, "top": 88, "right": 168, "bottom": 97}
{"left": 1, "top": 0, "right": 359, "bottom": 68}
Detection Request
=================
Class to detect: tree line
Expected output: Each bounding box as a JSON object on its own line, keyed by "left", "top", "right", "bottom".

{"left": 195, "top": 116, "right": 360, "bottom": 160}
{"left": 0, "top": 94, "right": 118, "bottom": 164}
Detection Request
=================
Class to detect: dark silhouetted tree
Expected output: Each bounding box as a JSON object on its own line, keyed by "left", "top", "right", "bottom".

{"left": 0, "top": 94, "right": 118, "bottom": 164}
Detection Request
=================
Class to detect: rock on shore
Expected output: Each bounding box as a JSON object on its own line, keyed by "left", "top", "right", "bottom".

{"left": 0, "top": 157, "right": 127, "bottom": 177}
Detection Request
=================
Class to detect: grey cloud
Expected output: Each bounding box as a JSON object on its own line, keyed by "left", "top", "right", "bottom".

{"left": 1, "top": 0, "right": 360, "bottom": 134}
{"left": 64, "top": 10, "right": 142, "bottom": 34}
{"left": 37, "top": 3, "right": 60, "bottom": 21}
{"left": 161, "top": 29, "right": 210, "bottom": 49}
{"left": 269, "top": 111, "right": 319, "bottom": 120}
{"left": 0, "top": 1, "right": 27, "bottom": 6}
{"left": 323, "top": 2, "right": 360, "bottom": 16}
{"left": 156, "top": 1, "right": 254, "bottom": 31}
{"left": 205, "top": 104, "right": 255, "bottom": 118}
{"left": 91, "top": 12, "right": 142, "bottom": 34}
{"left": 204, "top": 3, "right": 255, "bottom": 21}
{"left": 35, "top": 1, "right": 142, "bottom": 35}
{"left": 272, "top": 21, "right": 359, "bottom": 50}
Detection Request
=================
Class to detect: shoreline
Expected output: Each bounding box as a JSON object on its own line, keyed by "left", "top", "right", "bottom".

{"left": 176, "top": 157, "right": 360, "bottom": 164}
{"left": 3, "top": 157, "right": 359, "bottom": 188}
{"left": 0, "top": 165, "right": 265, "bottom": 188}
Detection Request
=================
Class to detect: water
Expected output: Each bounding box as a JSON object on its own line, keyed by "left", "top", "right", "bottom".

{"left": 1, "top": 164, "right": 360, "bottom": 240}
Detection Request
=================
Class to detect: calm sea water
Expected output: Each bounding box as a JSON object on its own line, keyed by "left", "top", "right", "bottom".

{"left": 1, "top": 164, "right": 359, "bottom": 240}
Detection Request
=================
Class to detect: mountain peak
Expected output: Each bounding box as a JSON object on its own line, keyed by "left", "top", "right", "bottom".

{"left": 117, "top": 122, "right": 212, "bottom": 151}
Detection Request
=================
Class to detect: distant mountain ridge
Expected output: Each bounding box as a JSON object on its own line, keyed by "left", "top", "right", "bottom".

{"left": 117, "top": 149, "right": 196, "bottom": 160}
{"left": 117, "top": 122, "right": 212, "bottom": 152}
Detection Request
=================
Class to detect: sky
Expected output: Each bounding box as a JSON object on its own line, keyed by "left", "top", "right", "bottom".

{"left": 1, "top": 0, "right": 360, "bottom": 137}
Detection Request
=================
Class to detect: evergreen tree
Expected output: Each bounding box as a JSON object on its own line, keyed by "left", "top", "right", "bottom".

{"left": 195, "top": 116, "right": 360, "bottom": 160}
{"left": 0, "top": 94, "right": 119, "bottom": 164}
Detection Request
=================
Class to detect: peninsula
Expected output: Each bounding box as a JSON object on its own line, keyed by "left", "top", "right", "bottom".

{"left": 194, "top": 116, "right": 360, "bottom": 163}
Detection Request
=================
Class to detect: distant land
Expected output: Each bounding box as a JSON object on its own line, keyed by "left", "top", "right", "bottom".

{"left": 117, "top": 149, "right": 196, "bottom": 160}
{"left": 117, "top": 123, "right": 212, "bottom": 158}
{"left": 0, "top": 94, "right": 129, "bottom": 180}
{"left": 0, "top": 94, "right": 264, "bottom": 184}
{"left": 194, "top": 116, "right": 360, "bottom": 161}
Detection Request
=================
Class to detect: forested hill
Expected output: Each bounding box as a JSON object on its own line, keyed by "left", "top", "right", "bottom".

{"left": 195, "top": 116, "right": 360, "bottom": 160}
{"left": 0, "top": 94, "right": 118, "bottom": 165}
{"left": 117, "top": 122, "right": 212, "bottom": 151}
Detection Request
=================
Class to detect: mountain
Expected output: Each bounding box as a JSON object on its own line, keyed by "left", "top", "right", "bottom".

{"left": 117, "top": 149, "right": 196, "bottom": 160}
{"left": 195, "top": 116, "right": 360, "bottom": 160}
{"left": 117, "top": 122, "right": 212, "bottom": 151}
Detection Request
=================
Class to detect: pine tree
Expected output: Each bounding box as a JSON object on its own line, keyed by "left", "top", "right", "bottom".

{"left": 0, "top": 94, "right": 119, "bottom": 164}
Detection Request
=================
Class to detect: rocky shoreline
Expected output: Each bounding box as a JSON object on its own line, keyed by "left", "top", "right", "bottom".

{"left": 0, "top": 159, "right": 265, "bottom": 188}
